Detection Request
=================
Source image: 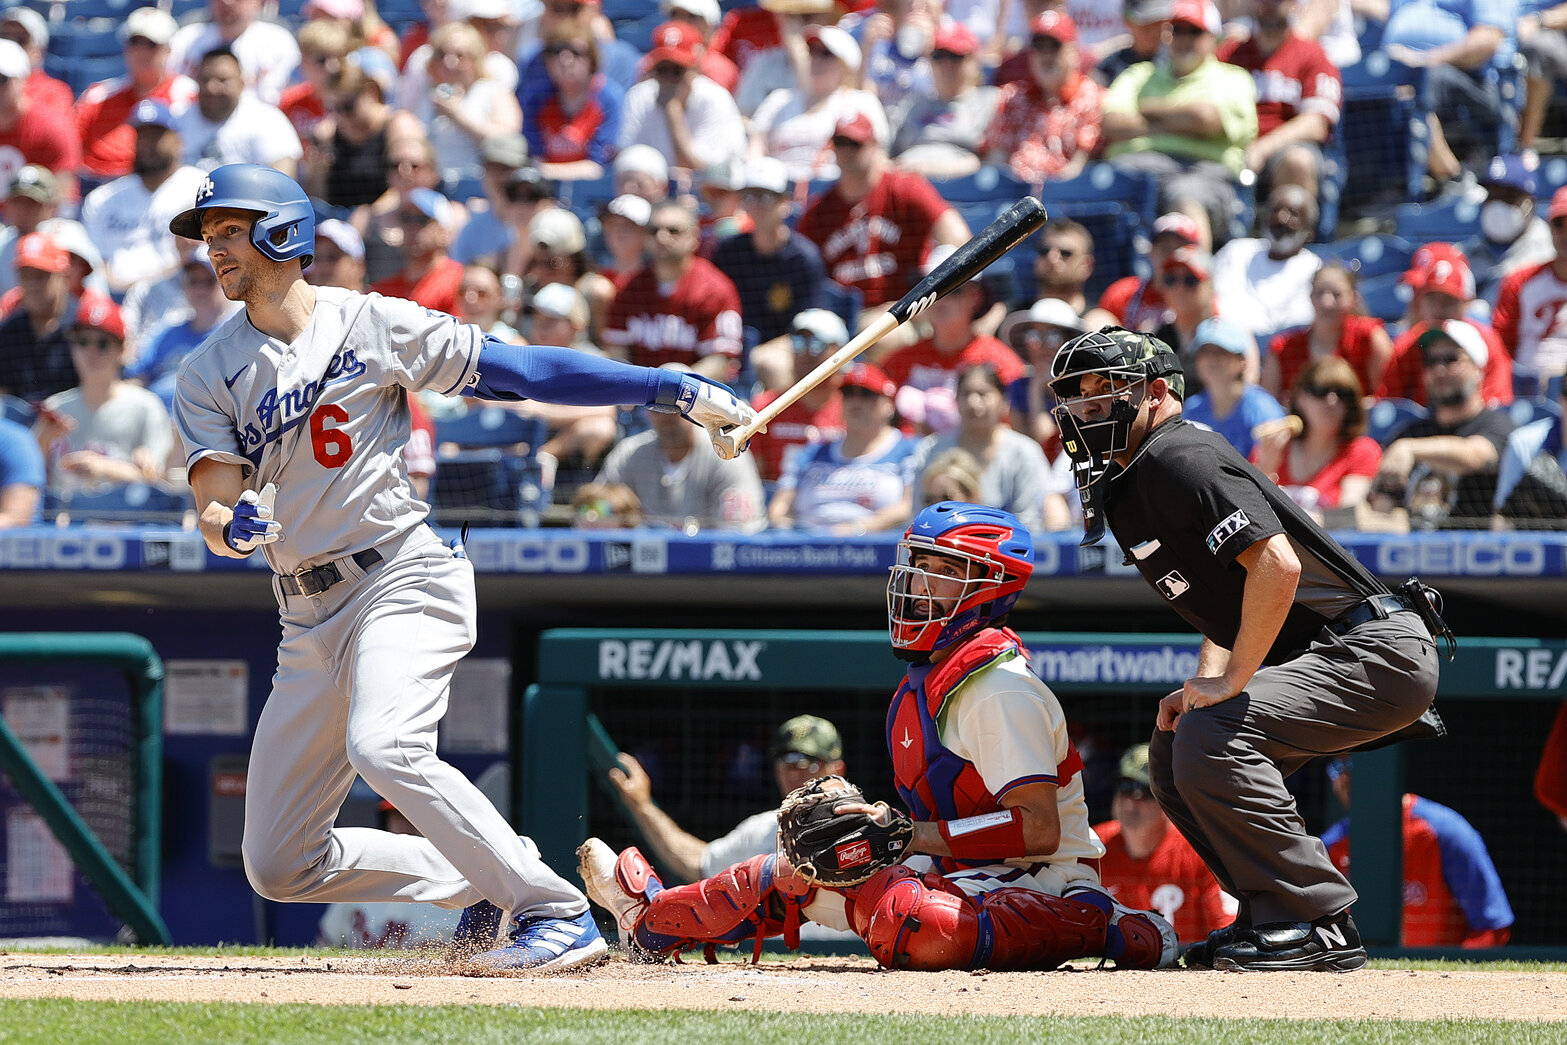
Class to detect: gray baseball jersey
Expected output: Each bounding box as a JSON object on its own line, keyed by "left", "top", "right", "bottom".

{"left": 173, "top": 287, "right": 479, "bottom": 574}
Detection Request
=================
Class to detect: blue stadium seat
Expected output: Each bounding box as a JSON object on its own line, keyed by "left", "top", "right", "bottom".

{"left": 1394, "top": 193, "right": 1484, "bottom": 243}
{"left": 950, "top": 198, "right": 1010, "bottom": 239}
{"left": 1367, "top": 396, "right": 1428, "bottom": 444}
{"left": 1357, "top": 270, "right": 1414, "bottom": 321}
{"left": 44, "top": 484, "right": 191, "bottom": 525}
{"left": 1309, "top": 233, "right": 1417, "bottom": 280}
{"left": 1539, "top": 155, "right": 1567, "bottom": 205}
{"left": 46, "top": 53, "right": 128, "bottom": 96}
{"left": 46, "top": 19, "right": 125, "bottom": 57}
{"left": 556, "top": 169, "right": 617, "bottom": 212}
{"left": 377, "top": 0, "right": 426, "bottom": 31}
{"left": 1040, "top": 162, "right": 1159, "bottom": 224}
{"left": 436, "top": 406, "right": 548, "bottom": 450}
{"left": 1508, "top": 396, "right": 1563, "bottom": 428}
{"left": 614, "top": 9, "right": 664, "bottom": 53}
{"left": 58, "top": 0, "right": 140, "bottom": 20}
{"left": 817, "top": 280, "right": 860, "bottom": 332}
{"left": 429, "top": 451, "right": 549, "bottom": 528}
{"left": 601, "top": 0, "right": 657, "bottom": 22}
{"left": 1338, "top": 52, "right": 1427, "bottom": 215}
{"left": 928, "top": 166, "right": 1033, "bottom": 204}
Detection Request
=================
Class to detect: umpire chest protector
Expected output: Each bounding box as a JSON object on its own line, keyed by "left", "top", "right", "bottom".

{"left": 888, "top": 628, "right": 1083, "bottom": 872}
{"left": 1104, "top": 419, "right": 1389, "bottom": 663}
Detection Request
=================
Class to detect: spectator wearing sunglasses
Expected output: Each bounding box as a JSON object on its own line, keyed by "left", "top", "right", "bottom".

{"left": 620, "top": 22, "right": 747, "bottom": 175}
{"left": 1030, "top": 217, "right": 1096, "bottom": 317}
{"left": 1251, "top": 355, "right": 1381, "bottom": 517}
{"left": 887, "top": 22, "right": 998, "bottom": 179}
{"left": 304, "top": 64, "right": 398, "bottom": 210}
{"left": 605, "top": 715, "right": 848, "bottom": 884}
{"left": 33, "top": 298, "right": 173, "bottom": 498}
{"left": 1152, "top": 245, "right": 1224, "bottom": 382}
{"left": 524, "top": 23, "right": 624, "bottom": 183}
{"left": 368, "top": 188, "right": 466, "bottom": 314}
{"left": 747, "top": 309, "right": 849, "bottom": 483}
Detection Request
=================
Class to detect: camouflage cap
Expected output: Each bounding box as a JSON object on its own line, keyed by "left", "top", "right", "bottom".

{"left": 1117, "top": 743, "right": 1151, "bottom": 788}
{"left": 769, "top": 715, "right": 843, "bottom": 762}
{"left": 1050, "top": 326, "right": 1185, "bottom": 400}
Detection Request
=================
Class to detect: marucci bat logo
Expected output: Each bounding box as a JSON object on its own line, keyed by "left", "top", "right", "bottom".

{"left": 904, "top": 292, "right": 938, "bottom": 320}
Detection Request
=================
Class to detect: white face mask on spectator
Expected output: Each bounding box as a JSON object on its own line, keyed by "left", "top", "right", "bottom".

{"left": 895, "top": 24, "right": 929, "bottom": 58}
{"left": 1480, "top": 199, "right": 1530, "bottom": 245}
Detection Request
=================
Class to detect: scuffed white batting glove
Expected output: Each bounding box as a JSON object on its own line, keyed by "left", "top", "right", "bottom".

{"left": 653, "top": 372, "right": 756, "bottom": 460}
{"left": 225, "top": 482, "right": 283, "bottom": 554}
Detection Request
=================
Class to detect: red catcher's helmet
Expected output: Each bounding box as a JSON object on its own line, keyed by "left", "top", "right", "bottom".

{"left": 887, "top": 501, "right": 1035, "bottom": 658}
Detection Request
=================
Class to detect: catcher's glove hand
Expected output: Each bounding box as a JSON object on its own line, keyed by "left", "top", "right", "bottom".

{"left": 777, "top": 775, "right": 914, "bottom": 887}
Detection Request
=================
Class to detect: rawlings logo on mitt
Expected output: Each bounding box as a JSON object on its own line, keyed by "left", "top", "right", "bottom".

{"left": 777, "top": 775, "right": 914, "bottom": 887}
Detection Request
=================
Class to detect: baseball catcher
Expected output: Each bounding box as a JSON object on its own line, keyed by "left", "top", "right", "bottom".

{"left": 578, "top": 501, "right": 1180, "bottom": 971}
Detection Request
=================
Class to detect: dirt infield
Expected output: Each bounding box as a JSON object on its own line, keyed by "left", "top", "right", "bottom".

{"left": 1, "top": 952, "right": 1565, "bottom": 1020}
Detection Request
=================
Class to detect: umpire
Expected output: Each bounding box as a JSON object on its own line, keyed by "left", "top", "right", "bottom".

{"left": 1048, "top": 327, "right": 1449, "bottom": 972}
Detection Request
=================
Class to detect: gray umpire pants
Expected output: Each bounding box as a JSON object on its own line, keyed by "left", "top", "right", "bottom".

{"left": 1148, "top": 612, "right": 1439, "bottom": 926}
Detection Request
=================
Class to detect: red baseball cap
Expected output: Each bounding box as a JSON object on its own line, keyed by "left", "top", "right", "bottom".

{"left": 1162, "top": 245, "right": 1212, "bottom": 280}
{"left": 1030, "top": 10, "right": 1077, "bottom": 42}
{"left": 833, "top": 111, "right": 877, "bottom": 144}
{"left": 1549, "top": 186, "right": 1567, "bottom": 222}
{"left": 14, "top": 232, "right": 69, "bottom": 273}
{"left": 839, "top": 362, "right": 896, "bottom": 398}
{"left": 1152, "top": 212, "right": 1200, "bottom": 245}
{"left": 1170, "top": 0, "right": 1219, "bottom": 32}
{"left": 645, "top": 20, "right": 702, "bottom": 68}
{"left": 932, "top": 21, "right": 979, "bottom": 55}
{"left": 1404, "top": 242, "right": 1474, "bottom": 299}
{"left": 73, "top": 296, "right": 126, "bottom": 341}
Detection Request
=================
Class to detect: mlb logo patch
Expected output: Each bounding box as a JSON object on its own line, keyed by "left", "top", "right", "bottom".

{"left": 1156, "top": 571, "right": 1189, "bottom": 600}
{"left": 835, "top": 840, "right": 873, "bottom": 869}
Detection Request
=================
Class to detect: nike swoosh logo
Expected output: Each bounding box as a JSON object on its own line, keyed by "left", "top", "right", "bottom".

{"left": 224, "top": 365, "right": 250, "bottom": 389}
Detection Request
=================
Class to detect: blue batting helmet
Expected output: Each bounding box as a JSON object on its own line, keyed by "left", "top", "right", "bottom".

{"left": 168, "top": 163, "right": 315, "bottom": 267}
{"left": 887, "top": 501, "right": 1035, "bottom": 658}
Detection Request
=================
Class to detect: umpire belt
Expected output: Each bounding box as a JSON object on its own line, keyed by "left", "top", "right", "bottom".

{"left": 1327, "top": 593, "right": 1417, "bottom": 636}
{"left": 277, "top": 548, "right": 384, "bottom": 598}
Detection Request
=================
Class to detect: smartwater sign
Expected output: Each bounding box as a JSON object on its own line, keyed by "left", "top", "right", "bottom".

{"left": 1028, "top": 643, "right": 1202, "bottom": 688}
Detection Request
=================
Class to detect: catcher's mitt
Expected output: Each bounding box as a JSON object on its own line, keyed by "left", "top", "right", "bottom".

{"left": 777, "top": 775, "right": 914, "bottom": 887}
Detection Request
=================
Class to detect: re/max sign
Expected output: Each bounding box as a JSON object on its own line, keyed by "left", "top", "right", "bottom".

{"left": 597, "top": 640, "right": 766, "bottom": 681}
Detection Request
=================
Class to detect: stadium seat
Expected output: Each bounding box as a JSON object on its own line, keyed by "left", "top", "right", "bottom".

{"left": 556, "top": 169, "right": 617, "bottom": 212}
{"left": 1357, "top": 270, "right": 1414, "bottom": 321}
{"left": 614, "top": 9, "right": 664, "bottom": 53}
{"left": 1508, "top": 396, "right": 1564, "bottom": 427}
{"left": 601, "top": 0, "right": 657, "bottom": 22}
{"left": 817, "top": 280, "right": 861, "bottom": 332}
{"left": 928, "top": 166, "right": 1034, "bottom": 204}
{"left": 1040, "top": 162, "right": 1159, "bottom": 224}
{"left": 377, "top": 0, "right": 426, "bottom": 31}
{"left": 44, "top": 484, "right": 191, "bottom": 526}
{"left": 1538, "top": 156, "right": 1567, "bottom": 205}
{"left": 1338, "top": 52, "right": 1428, "bottom": 216}
{"left": 436, "top": 406, "right": 548, "bottom": 450}
{"left": 432, "top": 409, "right": 550, "bottom": 527}
{"left": 1309, "top": 234, "right": 1417, "bottom": 280}
{"left": 1367, "top": 396, "right": 1428, "bottom": 444}
{"left": 1394, "top": 193, "right": 1484, "bottom": 243}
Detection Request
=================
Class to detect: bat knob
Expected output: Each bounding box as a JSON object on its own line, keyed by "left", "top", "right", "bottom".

{"left": 711, "top": 427, "right": 745, "bottom": 461}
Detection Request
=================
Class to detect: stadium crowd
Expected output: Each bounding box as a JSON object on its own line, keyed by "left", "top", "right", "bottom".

{"left": 2, "top": 0, "right": 1567, "bottom": 535}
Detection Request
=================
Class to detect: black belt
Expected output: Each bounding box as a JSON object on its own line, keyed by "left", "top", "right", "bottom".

{"left": 1327, "top": 593, "right": 1417, "bottom": 636}
{"left": 277, "top": 548, "right": 383, "bottom": 597}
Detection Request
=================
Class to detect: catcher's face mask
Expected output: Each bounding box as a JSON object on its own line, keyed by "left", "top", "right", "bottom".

{"left": 887, "top": 505, "right": 1033, "bottom": 658}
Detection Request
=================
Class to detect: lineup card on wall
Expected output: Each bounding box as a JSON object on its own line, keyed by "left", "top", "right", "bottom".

{"left": 164, "top": 661, "right": 250, "bottom": 736}
{"left": 3, "top": 687, "right": 71, "bottom": 782}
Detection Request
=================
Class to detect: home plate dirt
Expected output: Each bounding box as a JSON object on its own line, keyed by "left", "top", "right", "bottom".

{"left": 1, "top": 952, "right": 1564, "bottom": 1020}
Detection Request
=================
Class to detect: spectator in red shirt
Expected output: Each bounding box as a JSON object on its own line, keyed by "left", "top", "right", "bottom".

{"left": 1537, "top": 703, "right": 1567, "bottom": 832}
{"left": 75, "top": 9, "right": 198, "bottom": 190}
{"left": 795, "top": 111, "right": 969, "bottom": 310}
{"left": 1094, "top": 744, "right": 1232, "bottom": 946}
{"left": 881, "top": 243, "right": 1025, "bottom": 406}
{"left": 981, "top": 12, "right": 1105, "bottom": 185}
{"left": 367, "top": 188, "right": 465, "bottom": 314}
{"left": 1215, "top": 0, "right": 1341, "bottom": 202}
{"left": 1491, "top": 186, "right": 1567, "bottom": 399}
{"left": 0, "top": 9, "right": 72, "bottom": 117}
{"left": 747, "top": 309, "right": 850, "bottom": 482}
{"left": 1251, "top": 354, "right": 1382, "bottom": 515}
{"left": 1378, "top": 246, "right": 1514, "bottom": 407}
{"left": 1263, "top": 261, "right": 1394, "bottom": 399}
{"left": 524, "top": 21, "right": 623, "bottom": 182}
{"left": 602, "top": 198, "right": 744, "bottom": 382}
{"left": 1087, "top": 211, "right": 1195, "bottom": 332}
{"left": 0, "top": 42, "right": 81, "bottom": 205}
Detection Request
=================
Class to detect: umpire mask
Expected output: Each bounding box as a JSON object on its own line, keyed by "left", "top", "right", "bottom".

{"left": 1049, "top": 327, "right": 1185, "bottom": 544}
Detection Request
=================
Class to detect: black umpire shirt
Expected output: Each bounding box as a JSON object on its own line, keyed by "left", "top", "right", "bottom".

{"left": 1104, "top": 417, "right": 1389, "bottom": 664}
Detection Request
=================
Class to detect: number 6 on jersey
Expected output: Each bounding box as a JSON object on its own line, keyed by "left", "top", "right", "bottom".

{"left": 310, "top": 404, "right": 353, "bottom": 468}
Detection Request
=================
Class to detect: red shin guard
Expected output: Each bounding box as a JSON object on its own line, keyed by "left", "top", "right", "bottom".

{"left": 635, "top": 854, "right": 815, "bottom": 962}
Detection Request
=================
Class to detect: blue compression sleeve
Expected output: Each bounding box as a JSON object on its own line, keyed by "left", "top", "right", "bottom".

{"left": 464, "top": 335, "right": 686, "bottom": 407}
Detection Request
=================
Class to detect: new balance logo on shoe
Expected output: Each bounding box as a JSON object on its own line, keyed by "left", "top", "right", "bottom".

{"left": 1316, "top": 922, "right": 1349, "bottom": 949}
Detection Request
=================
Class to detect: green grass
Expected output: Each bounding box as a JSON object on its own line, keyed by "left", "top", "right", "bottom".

{"left": 0, "top": 1002, "right": 1563, "bottom": 1045}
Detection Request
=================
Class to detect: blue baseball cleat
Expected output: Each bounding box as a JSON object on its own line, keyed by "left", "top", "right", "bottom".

{"left": 472, "top": 909, "right": 609, "bottom": 971}
{"left": 452, "top": 898, "right": 505, "bottom": 948}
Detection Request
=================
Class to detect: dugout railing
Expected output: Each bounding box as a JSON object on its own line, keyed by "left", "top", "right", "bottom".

{"left": 522, "top": 629, "right": 1567, "bottom": 961}
{"left": 0, "top": 633, "right": 170, "bottom": 945}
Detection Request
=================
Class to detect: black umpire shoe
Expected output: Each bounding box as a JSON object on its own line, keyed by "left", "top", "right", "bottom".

{"left": 1182, "top": 921, "right": 1244, "bottom": 969}
{"left": 1211, "top": 910, "right": 1368, "bottom": 972}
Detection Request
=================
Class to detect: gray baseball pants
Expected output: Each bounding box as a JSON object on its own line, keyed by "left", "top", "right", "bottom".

{"left": 1148, "top": 611, "right": 1439, "bottom": 925}
{"left": 240, "top": 524, "right": 587, "bottom": 922}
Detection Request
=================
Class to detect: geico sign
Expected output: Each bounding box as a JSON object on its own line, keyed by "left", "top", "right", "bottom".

{"left": 470, "top": 538, "right": 590, "bottom": 573}
{"left": 1495, "top": 648, "right": 1567, "bottom": 690}
{"left": 1373, "top": 539, "right": 1545, "bottom": 576}
{"left": 0, "top": 535, "right": 127, "bottom": 569}
{"left": 598, "top": 639, "right": 765, "bottom": 681}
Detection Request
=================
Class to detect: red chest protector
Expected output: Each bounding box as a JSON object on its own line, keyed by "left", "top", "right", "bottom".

{"left": 887, "top": 628, "right": 1037, "bottom": 872}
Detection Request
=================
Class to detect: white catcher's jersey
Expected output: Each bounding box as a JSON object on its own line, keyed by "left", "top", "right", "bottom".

{"left": 173, "top": 287, "right": 482, "bottom": 575}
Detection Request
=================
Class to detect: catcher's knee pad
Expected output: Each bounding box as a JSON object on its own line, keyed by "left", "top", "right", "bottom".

{"left": 850, "top": 866, "right": 982, "bottom": 971}
{"left": 635, "top": 854, "right": 812, "bottom": 961}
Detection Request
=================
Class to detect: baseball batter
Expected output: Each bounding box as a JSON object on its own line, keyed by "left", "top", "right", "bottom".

{"left": 168, "top": 164, "right": 755, "bottom": 971}
{"left": 578, "top": 502, "right": 1179, "bottom": 972}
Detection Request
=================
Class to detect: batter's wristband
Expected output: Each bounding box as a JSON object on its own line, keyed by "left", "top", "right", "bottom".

{"left": 937, "top": 809, "right": 1026, "bottom": 860}
{"left": 222, "top": 521, "right": 253, "bottom": 556}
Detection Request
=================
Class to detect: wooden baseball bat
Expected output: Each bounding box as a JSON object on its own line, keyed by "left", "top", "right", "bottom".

{"left": 716, "top": 196, "right": 1050, "bottom": 459}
